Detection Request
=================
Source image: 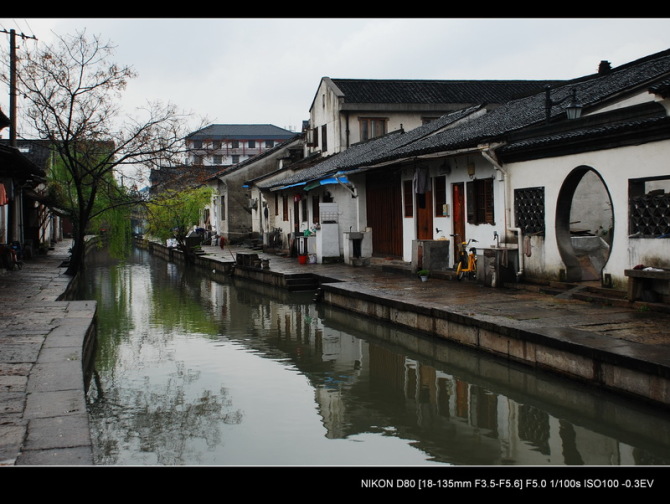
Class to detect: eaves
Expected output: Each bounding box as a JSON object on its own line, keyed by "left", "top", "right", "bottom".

{"left": 498, "top": 116, "right": 670, "bottom": 163}
{"left": 338, "top": 102, "right": 472, "bottom": 113}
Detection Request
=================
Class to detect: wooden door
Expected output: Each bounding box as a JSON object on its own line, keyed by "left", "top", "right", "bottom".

{"left": 366, "top": 170, "right": 402, "bottom": 257}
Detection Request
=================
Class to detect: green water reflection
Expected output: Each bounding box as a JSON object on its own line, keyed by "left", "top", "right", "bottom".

{"left": 77, "top": 247, "right": 670, "bottom": 465}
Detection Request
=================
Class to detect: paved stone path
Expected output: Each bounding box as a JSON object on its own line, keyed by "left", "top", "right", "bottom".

{"left": 0, "top": 241, "right": 95, "bottom": 465}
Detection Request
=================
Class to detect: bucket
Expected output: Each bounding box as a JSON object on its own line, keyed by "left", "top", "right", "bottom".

{"left": 298, "top": 254, "right": 308, "bottom": 265}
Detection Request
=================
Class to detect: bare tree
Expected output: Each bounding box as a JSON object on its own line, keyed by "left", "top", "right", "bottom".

{"left": 8, "top": 30, "right": 194, "bottom": 274}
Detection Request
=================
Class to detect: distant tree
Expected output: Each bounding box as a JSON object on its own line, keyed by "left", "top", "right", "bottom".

{"left": 46, "top": 146, "right": 134, "bottom": 260}
{"left": 145, "top": 186, "right": 211, "bottom": 262}
{"left": 6, "top": 30, "right": 193, "bottom": 274}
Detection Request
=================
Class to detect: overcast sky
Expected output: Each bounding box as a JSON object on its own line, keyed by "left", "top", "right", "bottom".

{"left": 1, "top": 18, "right": 670, "bottom": 136}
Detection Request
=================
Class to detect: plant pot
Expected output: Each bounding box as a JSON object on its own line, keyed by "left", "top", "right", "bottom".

{"left": 298, "top": 254, "right": 308, "bottom": 265}
{"left": 420, "top": 276, "right": 428, "bottom": 282}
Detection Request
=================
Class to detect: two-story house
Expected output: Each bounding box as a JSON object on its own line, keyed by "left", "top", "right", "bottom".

{"left": 305, "top": 77, "right": 564, "bottom": 158}
{"left": 186, "top": 124, "right": 295, "bottom": 167}
{"left": 269, "top": 49, "right": 670, "bottom": 295}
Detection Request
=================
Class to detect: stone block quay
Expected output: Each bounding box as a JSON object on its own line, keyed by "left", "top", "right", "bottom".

{"left": 0, "top": 241, "right": 95, "bottom": 466}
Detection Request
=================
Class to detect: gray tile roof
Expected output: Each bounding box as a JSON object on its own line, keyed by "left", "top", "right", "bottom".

{"left": 187, "top": 124, "right": 295, "bottom": 141}
{"left": 0, "top": 139, "right": 49, "bottom": 178}
{"left": 261, "top": 106, "right": 482, "bottom": 190}
{"left": 330, "top": 78, "right": 565, "bottom": 105}
{"left": 267, "top": 48, "right": 670, "bottom": 191}
{"left": 498, "top": 115, "right": 670, "bottom": 161}
{"left": 382, "top": 48, "right": 670, "bottom": 159}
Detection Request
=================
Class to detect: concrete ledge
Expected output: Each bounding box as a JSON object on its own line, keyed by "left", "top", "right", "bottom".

{"left": 16, "top": 302, "right": 96, "bottom": 465}
{"left": 321, "top": 282, "right": 670, "bottom": 407}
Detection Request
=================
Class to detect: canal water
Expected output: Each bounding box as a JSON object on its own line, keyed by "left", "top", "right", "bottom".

{"left": 75, "top": 246, "right": 670, "bottom": 466}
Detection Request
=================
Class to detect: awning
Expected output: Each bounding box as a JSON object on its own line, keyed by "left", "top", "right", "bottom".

{"left": 304, "top": 175, "right": 350, "bottom": 191}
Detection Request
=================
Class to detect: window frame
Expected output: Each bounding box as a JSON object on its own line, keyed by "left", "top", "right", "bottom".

{"left": 359, "top": 117, "right": 387, "bottom": 142}
{"left": 466, "top": 178, "right": 495, "bottom": 225}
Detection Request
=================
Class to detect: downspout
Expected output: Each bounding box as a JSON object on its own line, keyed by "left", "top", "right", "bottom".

{"left": 480, "top": 145, "right": 524, "bottom": 280}
{"left": 345, "top": 111, "right": 350, "bottom": 150}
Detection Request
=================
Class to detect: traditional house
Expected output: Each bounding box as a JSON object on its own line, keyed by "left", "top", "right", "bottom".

{"left": 259, "top": 107, "right": 485, "bottom": 262}
{"left": 497, "top": 56, "right": 670, "bottom": 292}
{"left": 186, "top": 124, "right": 295, "bottom": 168}
{"left": 305, "top": 77, "right": 563, "bottom": 158}
{"left": 207, "top": 134, "right": 305, "bottom": 244}
{"left": 262, "top": 48, "right": 670, "bottom": 294}
{"left": 0, "top": 136, "right": 51, "bottom": 257}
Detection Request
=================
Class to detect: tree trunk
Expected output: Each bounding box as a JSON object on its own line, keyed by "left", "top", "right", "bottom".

{"left": 177, "top": 240, "right": 196, "bottom": 264}
{"left": 65, "top": 226, "right": 86, "bottom": 276}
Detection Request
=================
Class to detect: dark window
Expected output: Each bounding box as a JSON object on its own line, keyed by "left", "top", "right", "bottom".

{"left": 360, "top": 118, "right": 387, "bottom": 141}
{"left": 231, "top": 140, "right": 239, "bottom": 149}
{"left": 301, "top": 197, "right": 308, "bottom": 222}
{"left": 629, "top": 177, "right": 670, "bottom": 237}
{"left": 321, "top": 125, "right": 327, "bottom": 151}
{"left": 515, "top": 187, "right": 545, "bottom": 235}
{"left": 282, "top": 195, "right": 288, "bottom": 221}
{"left": 232, "top": 155, "right": 240, "bottom": 164}
{"left": 467, "top": 178, "right": 494, "bottom": 225}
{"left": 212, "top": 140, "right": 221, "bottom": 149}
{"left": 248, "top": 140, "right": 256, "bottom": 148}
{"left": 213, "top": 155, "right": 223, "bottom": 165}
{"left": 192, "top": 140, "right": 202, "bottom": 149}
{"left": 312, "top": 195, "right": 320, "bottom": 224}
{"left": 220, "top": 195, "right": 225, "bottom": 221}
{"left": 274, "top": 193, "right": 279, "bottom": 216}
{"left": 434, "top": 176, "right": 446, "bottom": 217}
{"left": 266, "top": 140, "right": 274, "bottom": 148}
{"left": 403, "top": 180, "right": 413, "bottom": 218}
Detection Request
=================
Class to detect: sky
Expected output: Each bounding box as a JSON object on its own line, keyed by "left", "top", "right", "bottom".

{"left": 1, "top": 18, "right": 670, "bottom": 137}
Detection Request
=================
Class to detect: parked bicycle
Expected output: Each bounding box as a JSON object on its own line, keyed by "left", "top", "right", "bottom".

{"left": 451, "top": 234, "right": 478, "bottom": 280}
{"left": 0, "top": 241, "right": 23, "bottom": 270}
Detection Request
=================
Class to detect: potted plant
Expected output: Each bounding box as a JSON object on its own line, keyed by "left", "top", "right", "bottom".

{"left": 417, "top": 269, "right": 430, "bottom": 282}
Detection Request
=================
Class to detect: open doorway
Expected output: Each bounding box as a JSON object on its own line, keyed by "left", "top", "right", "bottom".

{"left": 555, "top": 167, "right": 613, "bottom": 283}
{"left": 452, "top": 182, "right": 465, "bottom": 268}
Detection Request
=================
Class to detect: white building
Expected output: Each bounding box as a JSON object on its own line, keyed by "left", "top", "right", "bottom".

{"left": 262, "top": 49, "right": 670, "bottom": 295}
{"left": 305, "top": 77, "right": 560, "bottom": 158}
{"left": 186, "top": 124, "right": 295, "bottom": 167}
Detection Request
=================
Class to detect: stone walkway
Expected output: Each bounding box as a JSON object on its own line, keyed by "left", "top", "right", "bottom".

{"left": 0, "top": 241, "right": 95, "bottom": 465}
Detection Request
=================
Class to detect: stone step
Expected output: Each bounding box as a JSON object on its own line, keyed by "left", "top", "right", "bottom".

{"left": 285, "top": 274, "right": 319, "bottom": 292}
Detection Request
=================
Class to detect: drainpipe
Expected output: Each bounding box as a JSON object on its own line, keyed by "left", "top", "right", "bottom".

{"left": 480, "top": 145, "right": 524, "bottom": 280}
{"left": 345, "top": 112, "right": 350, "bottom": 149}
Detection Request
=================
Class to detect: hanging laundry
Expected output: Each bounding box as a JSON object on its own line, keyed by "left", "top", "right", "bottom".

{"left": 413, "top": 166, "right": 429, "bottom": 194}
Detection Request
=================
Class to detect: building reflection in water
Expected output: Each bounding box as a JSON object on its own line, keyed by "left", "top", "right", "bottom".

{"left": 80, "top": 247, "right": 670, "bottom": 465}
{"left": 220, "top": 278, "right": 670, "bottom": 466}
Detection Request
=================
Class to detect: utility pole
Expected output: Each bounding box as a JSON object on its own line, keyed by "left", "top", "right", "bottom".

{"left": 1, "top": 28, "right": 37, "bottom": 244}
{"left": 1, "top": 28, "right": 37, "bottom": 147}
